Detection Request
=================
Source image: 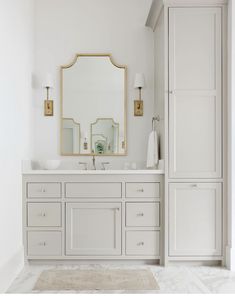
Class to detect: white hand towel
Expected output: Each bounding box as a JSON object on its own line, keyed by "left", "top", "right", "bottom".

{"left": 147, "top": 130, "right": 159, "bottom": 168}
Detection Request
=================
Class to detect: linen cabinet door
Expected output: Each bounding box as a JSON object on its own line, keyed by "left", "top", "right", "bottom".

{"left": 168, "top": 7, "right": 222, "bottom": 178}
{"left": 66, "top": 203, "right": 121, "bottom": 255}
{"left": 169, "top": 183, "right": 222, "bottom": 257}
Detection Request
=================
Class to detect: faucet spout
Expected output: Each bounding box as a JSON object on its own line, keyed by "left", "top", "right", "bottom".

{"left": 92, "top": 155, "right": 96, "bottom": 170}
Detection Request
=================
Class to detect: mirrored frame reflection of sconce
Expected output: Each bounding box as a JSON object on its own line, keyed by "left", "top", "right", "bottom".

{"left": 44, "top": 74, "right": 54, "bottom": 116}
{"left": 134, "top": 73, "right": 145, "bottom": 116}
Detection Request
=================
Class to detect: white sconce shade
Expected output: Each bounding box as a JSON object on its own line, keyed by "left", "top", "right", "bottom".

{"left": 134, "top": 73, "right": 145, "bottom": 88}
{"left": 44, "top": 73, "right": 54, "bottom": 88}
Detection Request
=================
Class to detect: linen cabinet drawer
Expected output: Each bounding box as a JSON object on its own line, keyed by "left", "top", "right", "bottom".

{"left": 65, "top": 182, "right": 122, "bottom": 198}
{"left": 27, "top": 183, "right": 61, "bottom": 198}
{"left": 126, "top": 182, "right": 160, "bottom": 198}
{"left": 27, "top": 231, "right": 62, "bottom": 256}
{"left": 27, "top": 203, "right": 61, "bottom": 227}
{"left": 126, "top": 231, "right": 160, "bottom": 255}
{"left": 126, "top": 202, "right": 160, "bottom": 227}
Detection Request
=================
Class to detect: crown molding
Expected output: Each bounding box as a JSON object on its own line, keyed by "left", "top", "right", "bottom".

{"left": 163, "top": 0, "right": 227, "bottom": 5}
{"left": 146, "top": 0, "right": 228, "bottom": 30}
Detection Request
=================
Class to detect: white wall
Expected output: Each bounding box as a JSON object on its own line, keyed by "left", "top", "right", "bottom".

{"left": 33, "top": 0, "right": 153, "bottom": 169}
{"left": 0, "top": 0, "right": 34, "bottom": 291}
{"left": 227, "top": 0, "right": 235, "bottom": 270}
{"left": 154, "top": 9, "right": 165, "bottom": 160}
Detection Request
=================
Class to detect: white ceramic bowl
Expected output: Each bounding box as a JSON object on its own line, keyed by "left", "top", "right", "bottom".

{"left": 40, "top": 160, "right": 61, "bottom": 170}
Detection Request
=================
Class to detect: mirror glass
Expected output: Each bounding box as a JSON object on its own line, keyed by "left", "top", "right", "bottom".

{"left": 61, "top": 54, "right": 127, "bottom": 155}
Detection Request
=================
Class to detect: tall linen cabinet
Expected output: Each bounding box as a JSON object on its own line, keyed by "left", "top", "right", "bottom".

{"left": 146, "top": 0, "right": 227, "bottom": 264}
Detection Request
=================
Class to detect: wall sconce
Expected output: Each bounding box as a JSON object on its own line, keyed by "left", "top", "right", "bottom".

{"left": 44, "top": 74, "right": 54, "bottom": 116}
{"left": 134, "top": 73, "right": 145, "bottom": 116}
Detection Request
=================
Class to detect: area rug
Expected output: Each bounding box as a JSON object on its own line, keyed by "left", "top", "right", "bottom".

{"left": 33, "top": 269, "right": 159, "bottom": 292}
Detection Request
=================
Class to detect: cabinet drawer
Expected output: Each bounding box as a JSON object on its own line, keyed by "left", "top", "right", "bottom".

{"left": 27, "top": 183, "right": 61, "bottom": 198}
{"left": 126, "top": 202, "right": 160, "bottom": 227}
{"left": 27, "top": 231, "right": 62, "bottom": 256}
{"left": 27, "top": 203, "right": 61, "bottom": 227}
{"left": 126, "top": 231, "right": 160, "bottom": 255}
{"left": 65, "top": 182, "right": 122, "bottom": 198}
{"left": 126, "top": 183, "right": 160, "bottom": 198}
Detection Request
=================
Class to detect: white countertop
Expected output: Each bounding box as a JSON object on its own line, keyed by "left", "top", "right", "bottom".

{"left": 22, "top": 169, "right": 164, "bottom": 175}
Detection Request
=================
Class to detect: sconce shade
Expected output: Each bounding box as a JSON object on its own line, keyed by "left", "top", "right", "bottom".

{"left": 134, "top": 73, "right": 145, "bottom": 88}
{"left": 44, "top": 73, "right": 54, "bottom": 88}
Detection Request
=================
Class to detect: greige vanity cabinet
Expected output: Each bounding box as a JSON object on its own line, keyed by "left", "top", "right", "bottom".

{"left": 66, "top": 202, "right": 122, "bottom": 255}
{"left": 169, "top": 183, "right": 222, "bottom": 256}
{"left": 147, "top": 0, "right": 226, "bottom": 263}
{"left": 168, "top": 7, "right": 222, "bottom": 179}
{"left": 23, "top": 172, "right": 163, "bottom": 261}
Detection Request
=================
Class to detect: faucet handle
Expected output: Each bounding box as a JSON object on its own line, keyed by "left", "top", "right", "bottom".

{"left": 79, "top": 162, "right": 88, "bottom": 170}
{"left": 101, "top": 162, "right": 110, "bottom": 170}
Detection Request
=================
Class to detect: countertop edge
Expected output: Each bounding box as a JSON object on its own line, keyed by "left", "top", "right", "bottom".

{"left": 22, "top": 170, "right": 165, "bottom": 175}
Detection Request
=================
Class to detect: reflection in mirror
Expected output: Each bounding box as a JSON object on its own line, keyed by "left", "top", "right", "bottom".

{"left": 61, "top": 54, "right": 127, "bottom": 156}
{"left": 91, "top": 118, "right": 119, "bottom": 154}
{"left": 62, "top": 118, "right": 80, "bottom": 154}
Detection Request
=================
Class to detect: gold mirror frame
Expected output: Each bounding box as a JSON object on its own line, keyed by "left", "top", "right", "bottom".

{"left": 60, "top": 53, "right": 127, "bottom": 156}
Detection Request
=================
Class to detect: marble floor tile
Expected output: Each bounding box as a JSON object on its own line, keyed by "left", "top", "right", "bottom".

{"left": 7, "top": 264, "right": 235, "bottom": 294}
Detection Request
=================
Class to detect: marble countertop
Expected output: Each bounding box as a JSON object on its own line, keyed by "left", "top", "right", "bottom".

{"left": 22, "top": 169, "right": 164, "bottom": 175}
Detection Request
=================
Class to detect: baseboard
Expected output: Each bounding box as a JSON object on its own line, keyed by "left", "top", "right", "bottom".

{"left": 168, "top": 260, "right": 222, "bottom": 267}
{"left": 226, "top": 245, "right": 235, "bottom": 271}
{"left": 28, "top": 259, "right": 159, "bottom": 265}
{"left": 0, "top": 246, "right": 24, "bottom": 293}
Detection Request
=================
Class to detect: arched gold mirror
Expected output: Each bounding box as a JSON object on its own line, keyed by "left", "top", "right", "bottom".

{"left": 61, "top": 54, "right": 127, "bottom": 156}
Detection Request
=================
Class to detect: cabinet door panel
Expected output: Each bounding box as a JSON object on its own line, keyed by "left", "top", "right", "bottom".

{"left": 169, "top": 7, "right": 222, "bottom": 178}
{"left": 169, "top": 183, "right": 222, "bottom": 256}
{"left": 66, "top": 203, "right": 121, "bottom": 255}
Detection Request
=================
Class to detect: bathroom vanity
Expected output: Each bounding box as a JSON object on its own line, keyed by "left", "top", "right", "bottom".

{"left": 22, "top": 0, "right": 228, "bottom": 266}
{"left": 22, "top": 170, "right": 164, "bottom": 262}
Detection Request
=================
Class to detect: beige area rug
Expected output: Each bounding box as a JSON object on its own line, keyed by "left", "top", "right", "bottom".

{"left": 33, "top": 269, "right": 159, "bottom": 292}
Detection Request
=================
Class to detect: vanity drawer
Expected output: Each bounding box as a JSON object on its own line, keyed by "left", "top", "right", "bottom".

{"left": 27, "top": 231, "right": 62, "bottom": 256}
{"left": 27, "top": 183, "right": 61, "bottom": 198}
{"left": 27, "top": 203, "right": 61, "bottom": 227}
{"left": 125, "top": 182, "right": 160, "bottom": 198}
{"left": 126, "top": 202, "right": 160, "bottom": 227}
{"left": 126, "top": 231, "right": 160, "bottom": 256}
{"left": 65, "top": 182, "right": 122, "bottom": 198}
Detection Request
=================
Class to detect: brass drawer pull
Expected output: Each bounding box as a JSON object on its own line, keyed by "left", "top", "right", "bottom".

{"left": 137, "top": 242, "right": 144, "bottom": 246}
{"left": 38, "top": 242, "right": 46, "bottom": 246}
{"left": 38, "top": 212, "right": 47, "bottom": 217}
{"left": 137, "top": 212, "right": 144, "bottom": 217}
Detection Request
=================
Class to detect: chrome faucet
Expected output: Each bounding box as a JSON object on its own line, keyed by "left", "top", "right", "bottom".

{"left": 92, "top": 155, "right": 96, "bottom": 170}
{"left": 101, "top": 162, "right": 110, "bottom": 170}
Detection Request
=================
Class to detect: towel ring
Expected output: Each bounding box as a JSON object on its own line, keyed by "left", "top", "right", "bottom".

{"left": 152, "top": 116, "right": 160, "bottom": 130}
